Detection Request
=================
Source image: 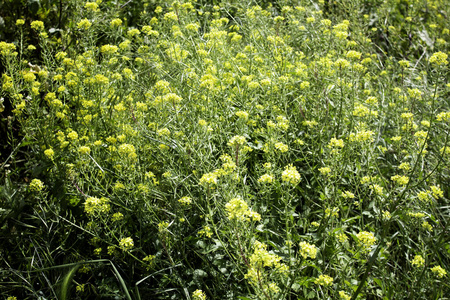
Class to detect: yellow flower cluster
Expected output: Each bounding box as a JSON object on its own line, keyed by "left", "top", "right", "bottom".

{"left": 78, "top": 146, "right": 91, "bottom": 155}
{"left": 258, "top": 173, "right": 273, "bottom": 184}
{"left": 318, "top": 167, "right": 331, "bottom": 176}
{"left": 274, "top": 142, "right": 289, "bottom": 153}
{"left": 429, "top": 51, "right": 448, "bottom": 66}
{"left": 431, "top": 265, "right": 447, "bottom": 278}
{"left": 77, "top": 18, "right": 92, "bottom": 30}
{"left": 436, "top": 111, "right": 450, "bottom": 122}
{"left": 281, "top": 164, "right": 301, "bottom": 185}
{"left": 430, "top": 185, "right": 443, "bottom": 198}
{"left": 198, "top": 225, "right": 213, "bottom": 238}
{"left": 118, "top": 143, "right": 137, "bottom": 160}
{"left": 111, "top": 212, "right": 124, "bottom": 222}
{"left": 227, "top": 135, "right": 246, "bottom": 147}
{"left": 356, "top": 231, "right": 377, "bottom": 253}
{"left": 411, "top": 255, "right": 425, "bottom": 267}
{"left": 299, "top": 241, "right": 317, "bottom": 259}
{"left": 245, "top": 241, "right": 285, "bottom": 290}
{"left": 178, "top": 196, "right": 192, "bottom": 205}
{"left": 110, "top": 18, "right": 122, "bottom": 27}
{"left": 30, "top": 20, "right": 44, "bottom": 31}
{"left": 192, "top": 290, "right": 207, "bottom": 300}
{"left": 29, "top": 179, "right": 44, "bottom": 192}
{"left": 44, "top": 148, "right": 55, "bottom": 160}
{"left": 85, "top": 2, "right": 99, "bottom": 12}
{"left": 328, "top": 138, "right": 345, "bottom": 149}
{"left": 349, "top": 130, "right": 375, "bottom": 143}
{"left": 84, "top": 197, "right": 110, "bottom": 216}
{"left": 119, "top": 237, "right": 134, "bottom": 251}
{"left": 391, "top": 175, "right": 409, "bottom": 186}
{"left": 199, "top": 172, "right": 218, "bottom": 186}
{"left": 224, "top": 198, "right": 260, "bottom": 222}
{"left": 0, "top": 42, "right": 17, "bottom": 57}
{"left": 314, "top": 274, "right": 333, "bottom": 286}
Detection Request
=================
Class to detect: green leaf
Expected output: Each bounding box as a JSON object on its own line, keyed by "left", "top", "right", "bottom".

{"left": 60, "top": 264, "right": 81, "bottom": 300}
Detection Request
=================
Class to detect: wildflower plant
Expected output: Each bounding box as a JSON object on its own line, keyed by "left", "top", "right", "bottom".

{"left": 0, "top": 0, "right": 449, "bottom": 299}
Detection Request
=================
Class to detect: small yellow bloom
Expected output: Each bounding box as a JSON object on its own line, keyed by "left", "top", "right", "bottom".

{"left": 31, "top": 20, "right": 44, "bottom": 31}
{"left": 299, "top": 241, "right": 317, "bottom": 259}
{"left": 77, "top": 18, "right": 92, "bottom": 30}
{"left": 78, "top": 146, "right": 91, "bottom": 155}
{"left": 282, "top": 164, "right": 301, "bottom": 185}
{"left": 429, "top": 51, "right": 448, "bottom": 66}
{"left": 44, "top": 148, "right": 55, "bottom": 160}
{"left": 30, "top": 179, "right": 44, "bottom": 192}
{"left": 315, "top": 274, "right": 333, "bottom": 286}
{"left": 119, "top": 237, "right": 134, "bottom": 251}
{"left": 411, "top": 255, "right": 425, "bottom": 267}
{"left": 192, "top": 289, "right": 207, "bottom": 300}
{"left": 431, "top": 265, "right": 447, "bottom": 278}
{"left": 110, "top": 18, "right": 122, "bottom": 27}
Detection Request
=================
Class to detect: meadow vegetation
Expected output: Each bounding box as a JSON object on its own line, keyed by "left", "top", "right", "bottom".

{"left": 0, "top": 0, "right": 449, "bottom": 299}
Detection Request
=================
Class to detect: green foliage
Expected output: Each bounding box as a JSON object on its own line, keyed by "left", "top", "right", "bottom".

{"left": 1, "top": 0, "right": 449, "bottom": 299}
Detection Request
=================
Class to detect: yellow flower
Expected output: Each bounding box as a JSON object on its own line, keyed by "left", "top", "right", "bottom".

{"left": 328, "top": 138, "right": 345, "bottom": 149}
{"left": 84, "top": 197, "right": 110, "bottom": 216}
{"left": 258, "top": 174, "right": 273, "bottom": 184}
{"left": 274, "top": 142, "right": 289, "bottom": 153}
{"left": 30, "top": 179, "right": 44, "bottom": 192}
{"left": 225, "top": 198, "right": 260, "bottom": 222}
{"left": 411, "top": 255, "right": 425, "bottom": 267}
{"left": 334, "top": 58, "right": 350, "bottom": 69}
{"left": 198, "top": 225, "right": 213, "bottom": 238}
{"left": 77, "top": 18, "right": 92, "bottom": 30}
{"left": 399, "top": 60, "right": 410, "bottom": 67}
{"left": 391, "top": 175, "right": 409, "bottom": 186}
{"left": 431, "top": 265, "right": 447, "bottom": 278}
{"left": 78, "top": 146, "right": 91, "bottom": 155}
{"left": 67, "top": 130, "right": 79, "bottom": 140}
{"left": 199, "top": 172, "right": 218, "bottom": 186}
{"left": 111, "top": 212, "right": 124, "bottom": 222}
{"left": 422, "top": 221, "right": 432, "bottom": 231}
{"left": 155, "top": 220, "right": 168, "bottom": 231}
{"left": 227, "top": 135, "right": 246, "bottom": 147}
{"left": 85, "top": 2, "right": 99, "bottom": 12}
{"left": 235, "top": 110, "right": 249, "bottom": 120}
{"left": 346, "top": 50, "right": 362, "bottom": 60}
{"left": 299, "top": 241, "right": 317, "bottom": 259}
{"left": 339, "top": 291, "right": 351, "bottom": 300}
{"left": 315, "top": 274, "right": 333, "bottom": 286}
{"left": 110, "top": 18, "right": 122, "bottom": 27}
{"left": 318, "top": 167, "right": 331, "bottom": 176}
{"left": 430, "top": 185, "right": 443, "bottom": 198}
{"left": 178, "top": 196, "right": 192, "bottom": 205}
{"left": 192, "top": 289, "right": 207, "bottom": 300}
{"left": 143, "top": 255, "right": 156, "bottom": 269}
{"left": 118, "top": 143, "right": 137, "bottom": 159}
{"left": 429, "top": 51, "right": 448, "bottom": 66}
{"left": 356, "top": 231, "right": 377, "bottom": 253}
{"left": 101, "top": 44, "right": 118, "bottom": 55}
{"left": 282, "top": 164, "right": 301, "bottom": 185}
{"left": 30, "top": 20, "right": 44, "bottom": 31}
{"left": 127, "top": 28, "right": 140, "bottom": 37}
{"left": 164, "top": 12, "right": 178, "bottom": 22}
{"left": 119, "top": 237, "right": 134, "bottom": 251}
{"left": 44, "top": 148, "right": 55, "bottom": 160}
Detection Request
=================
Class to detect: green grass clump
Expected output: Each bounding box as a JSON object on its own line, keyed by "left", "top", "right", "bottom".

{"left": 0, "top": 0, "right": 449, "bottom": 299}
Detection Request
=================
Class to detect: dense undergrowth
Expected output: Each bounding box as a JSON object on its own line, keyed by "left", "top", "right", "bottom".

{"left": 0, "top": 0, "right": 449, "bottom": 299}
